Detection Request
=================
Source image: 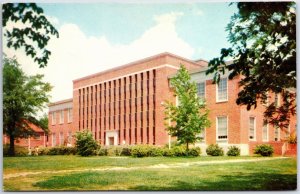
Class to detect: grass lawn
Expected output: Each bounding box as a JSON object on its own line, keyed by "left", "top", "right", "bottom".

{"left": 3, "top": 156, "right": 297, "bottom": 191}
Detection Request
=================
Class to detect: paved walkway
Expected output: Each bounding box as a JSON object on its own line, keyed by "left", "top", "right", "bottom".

{"left": 3, "top": 157, "right": 289, "bottom": 180}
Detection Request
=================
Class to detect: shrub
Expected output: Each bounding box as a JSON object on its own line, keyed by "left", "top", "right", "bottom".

{"left": 75, "top": 130, "right": 99, "bottom": 156}
{"left": 206, "top": 144, "right": 224, "bottom": 156}
{"left": 3, "top": 144, "right": 28, "bottom": 156}
{"left": 254, "top": 144, "right": 274, "bottom": 156}
{"left": 97, "top": 148, "right": 108, "bottom": 156}
{"left": 131, "top": 145, "right": 149, "bottom": 157}
{"left": 287, "top": 134, "right": 297, "bottom": 144}
{"left": 186, "top": 147, "right": 201, "bottom": 157}
{"left": 120, "top": 147, "right": 132, "bottom": 156}
{"left": 163, "top": 148, "right": 175, "bottom": 157}
{"left": 226, "top": 146, "right": 240, "bottom": 156}
{"left": 148, "top": 146, "right": 164, "bottom": 157}
{"left": 172, "top": 145, "right": 186, "bottom": 157}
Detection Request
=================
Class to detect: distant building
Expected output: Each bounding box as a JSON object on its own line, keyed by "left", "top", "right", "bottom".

{"left": 3, "top": 122, "right": 48, "bottom": 148}
{"left": 48, "top": 52, "right": 296, "bottom": 155}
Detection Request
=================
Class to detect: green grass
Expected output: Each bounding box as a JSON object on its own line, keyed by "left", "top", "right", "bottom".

{"left": 3, "top": 156, "right": 297, "bottom": 191}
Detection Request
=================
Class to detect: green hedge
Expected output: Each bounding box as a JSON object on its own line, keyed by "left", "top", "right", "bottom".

{"left": 254, "top": 144, "right": 274, "bottom": 156}
{"left": 206, "top": 144, "right": 224, "bottom": 156}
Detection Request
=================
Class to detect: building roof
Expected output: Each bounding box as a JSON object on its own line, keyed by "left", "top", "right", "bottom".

{"left": 73, "top": 52, "right": 204, "bottom": 83}
{"left": 48, "top": 98, "right": 73, "bottom": 107}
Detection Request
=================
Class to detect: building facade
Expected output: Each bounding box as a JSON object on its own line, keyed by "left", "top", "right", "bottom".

{"left": 190, "top": 67, "right": 297, "bottom": 155}
{"left": 48, "top": 52, "right": 296, "bottom": 155}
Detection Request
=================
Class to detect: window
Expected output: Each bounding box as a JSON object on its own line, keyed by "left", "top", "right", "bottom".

{"left": 59, "top": 132, "right": 64, "bottom": 145}
{"left": 34, "top": 135, "right": 41, "bottom": 140}
{"left": 52, "top": 133, "right": 56, "bottom": 146}
{"left": 59, "top": 110, "right": 64, "bottom": 124}
{"left": 51, "top": 112, "right": 56, "bottom": 125}
{"left": 275, "top": 126, "right": 280, "bottom": 141}
{"left": 217, "top": 78, "right": 228, "bottom": 102}
{"left": 249, "top": 117, "right": 256, "bottom": 140}
{"left": 275, "top": 93, "right": 280, "bottom": 107}
{"left": 67, "top": 108, "right": 73, "bottom": 123}
{"left": 217, "top": 116, "right": 227, "bottom": 140}
{"left": 197, "top": 128, "right": 205, "bottom": 142}
{"left": 197, "top": 82, "right": 205, "bottom": 99}
{"left": 68, "top": 131, "right": 72, "bottom": 144}
{"left": 262, "top": 121, "right": 268, "bottom": 141}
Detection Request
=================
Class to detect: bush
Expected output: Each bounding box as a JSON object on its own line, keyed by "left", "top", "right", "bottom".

{"left": 131, "top": 145, "right": 149, "bottom": 157}
{"left": 75, "top": 130, "right": 99, "bottom": 156}
{"left": 97, "top": 147, "right": 108, "bottom": 156}
{"left": 3, "top": 144, "right": 28, "bottom": 156}
{"left": 148, "top": 146, "right": 164, "bottom": 157}
{"left": 120, "top": 147, "right": 132, "bottom": 156}
{"left": 254, "top": 144, "right": 274, "bottom": 156}
{"left": 186, "top": 147, "right": 201, "bottom": 157}
{"left": 206, "top": 144, "right": 224, "bottom": 156}
{"left": 226, "top": 146, "right": 240, "bottom": 156}
{"left": 172, "top": 145, "right": 186, "bottom": 157}
{"left": 163, "top": 148, "right": 175, "bottom": 157}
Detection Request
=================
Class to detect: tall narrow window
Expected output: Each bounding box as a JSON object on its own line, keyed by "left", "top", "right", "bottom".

{"left": 52, "top": 112, "right": 56, "bottom": 125}
{"left": 68, "top": 131, "right": 72, "bottom": 144}
{"left": 262, "top": 121, "right": 268, "bottom": 141}
{"left": 217, "top": 116, "right": 227, "bottom": 140}
{"left": 249, "top": 117, "right": 256, "bottom": 140}
{"left": 217, "top": 78, "right": 228, "bottom": 102}
{"left": 59, "top": 110, "right": 64, "bottom": 124}
{"left": 197, "top": 128, "right": 205, "bottom": 142}
{"left": 197, "top": 82, "right": 205, "bottom": 99}
{"left": 275, "top": 126, "right": 280, "bottom": 141}
{"left": 67, "top": 108, "right": 73, "bottom": 123}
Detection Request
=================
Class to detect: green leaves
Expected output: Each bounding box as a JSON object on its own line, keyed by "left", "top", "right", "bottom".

{"left": 3, "top": 56, "right": 52, "bottom": 155}
{"left": 3, "top": 3, "right": 59, "bottom": 68}
{"left": 206, "top": 2, "right": 296, "bottom": 128}
{"left": 163, "top": 65, "right": 210, "bottom": 150}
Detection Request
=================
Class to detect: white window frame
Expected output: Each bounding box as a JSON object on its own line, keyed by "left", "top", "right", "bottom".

{"left": 216, "top": 77, "right": 228, "bottom": 102}
{"left": 216, "top": 116, "right": 228, "bottom": 141}
{"left": 249, "top": 117, "right": 256, "bottom": 141}
{"left": 51, "top": 112, "right": 56, "bottom": 125}
{"left": 262, "top": 122, "right": 269, "bottom": 142}
{"left": 67, "top": 108, "right": 73, "bottom": 123}
{"left": 196, "top": 82, "right": 206, "bottom": 99}
{"left": 59, "top": 110, "right": 64, "bottom": 124}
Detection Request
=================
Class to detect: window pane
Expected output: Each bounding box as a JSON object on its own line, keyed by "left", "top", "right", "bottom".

{"left": 249, "top": 117, "right": 255, "bottom": 140}
{"left": 275, "top": 126, "right": 279, "bottom": 141}
{"left": 262, "top": 121, "right": 268, "bottom": 141}
{"left": 218, "top": 78, "right": 227, "bottom": 101}
{"left": 217, "top": 117, "right": 227, "bottom": 139}
{"left": 197, "top": 82, "right": 205, "bottom": 98}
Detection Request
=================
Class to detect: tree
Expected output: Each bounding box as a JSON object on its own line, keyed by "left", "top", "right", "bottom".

{"left": 206, "top": 2, "right": 296, "bottom": 129}
{"left": 163, "top": 65, "right": 210, "bottom": 151}
{"left": 2, "top": 3, "right": 59, "bottom": 67}
{"left": 75, "top": 130, "right": 99, "bottom": 156}
{"left": 3, "top": 56, "right": 52, "bottom": 156}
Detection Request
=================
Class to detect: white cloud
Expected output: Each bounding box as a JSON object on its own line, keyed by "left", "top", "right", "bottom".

{"left": 3, "top": 12, "right": 195, "bottom": 110}
{"left": 194, "top": 10, "right": 204, "bottom": 16}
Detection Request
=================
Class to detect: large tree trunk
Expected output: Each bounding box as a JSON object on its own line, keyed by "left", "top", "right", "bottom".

{"left": 186, "top": 142, "right": 189, "bottom": 151}
{"left": 8, "top": 134, "right": 15, "bottom": 156}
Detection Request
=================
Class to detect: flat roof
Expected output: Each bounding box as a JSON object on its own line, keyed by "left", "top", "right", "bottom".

{"left": 73, "top": 52, "right": 204, "bottom": 83}
{"left": 48, "top": 98, "right": 73, "bottom": 107}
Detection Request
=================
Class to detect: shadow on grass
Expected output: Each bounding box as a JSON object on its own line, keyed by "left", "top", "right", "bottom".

{"left": 131, "top": 173, "right": 297, "bottom": 191}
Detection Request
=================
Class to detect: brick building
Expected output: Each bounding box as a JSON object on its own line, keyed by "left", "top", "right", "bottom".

{"left": 48, "top": 52, "right": 296, "bottom": 155}
{"left": 3, "top": 122, "right": 47, "bottom": 148}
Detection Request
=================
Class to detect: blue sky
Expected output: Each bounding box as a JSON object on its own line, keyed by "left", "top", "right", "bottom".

{"left": 4, "top": 2, "right": 238, "bottom": 104}
{"left": 40, "top": 2, "right": 237, "bottom": 60}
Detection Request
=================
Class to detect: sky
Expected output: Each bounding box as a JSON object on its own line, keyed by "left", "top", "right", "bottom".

{"left": 3, "top": 2, "right": 238, "bottom": 115}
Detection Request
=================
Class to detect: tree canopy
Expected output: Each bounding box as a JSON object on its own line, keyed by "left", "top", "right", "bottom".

{"left": 206, "top": 2, "right": 296, "bottom": 129}
{"left": 2, "top": 3, "right": 59, "bottom": 67}
{"left": 3, "top": 56, "right": 52, "bottom": 156}
{"left": 163, "top": 65, "right": 210, "bottom": 150}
